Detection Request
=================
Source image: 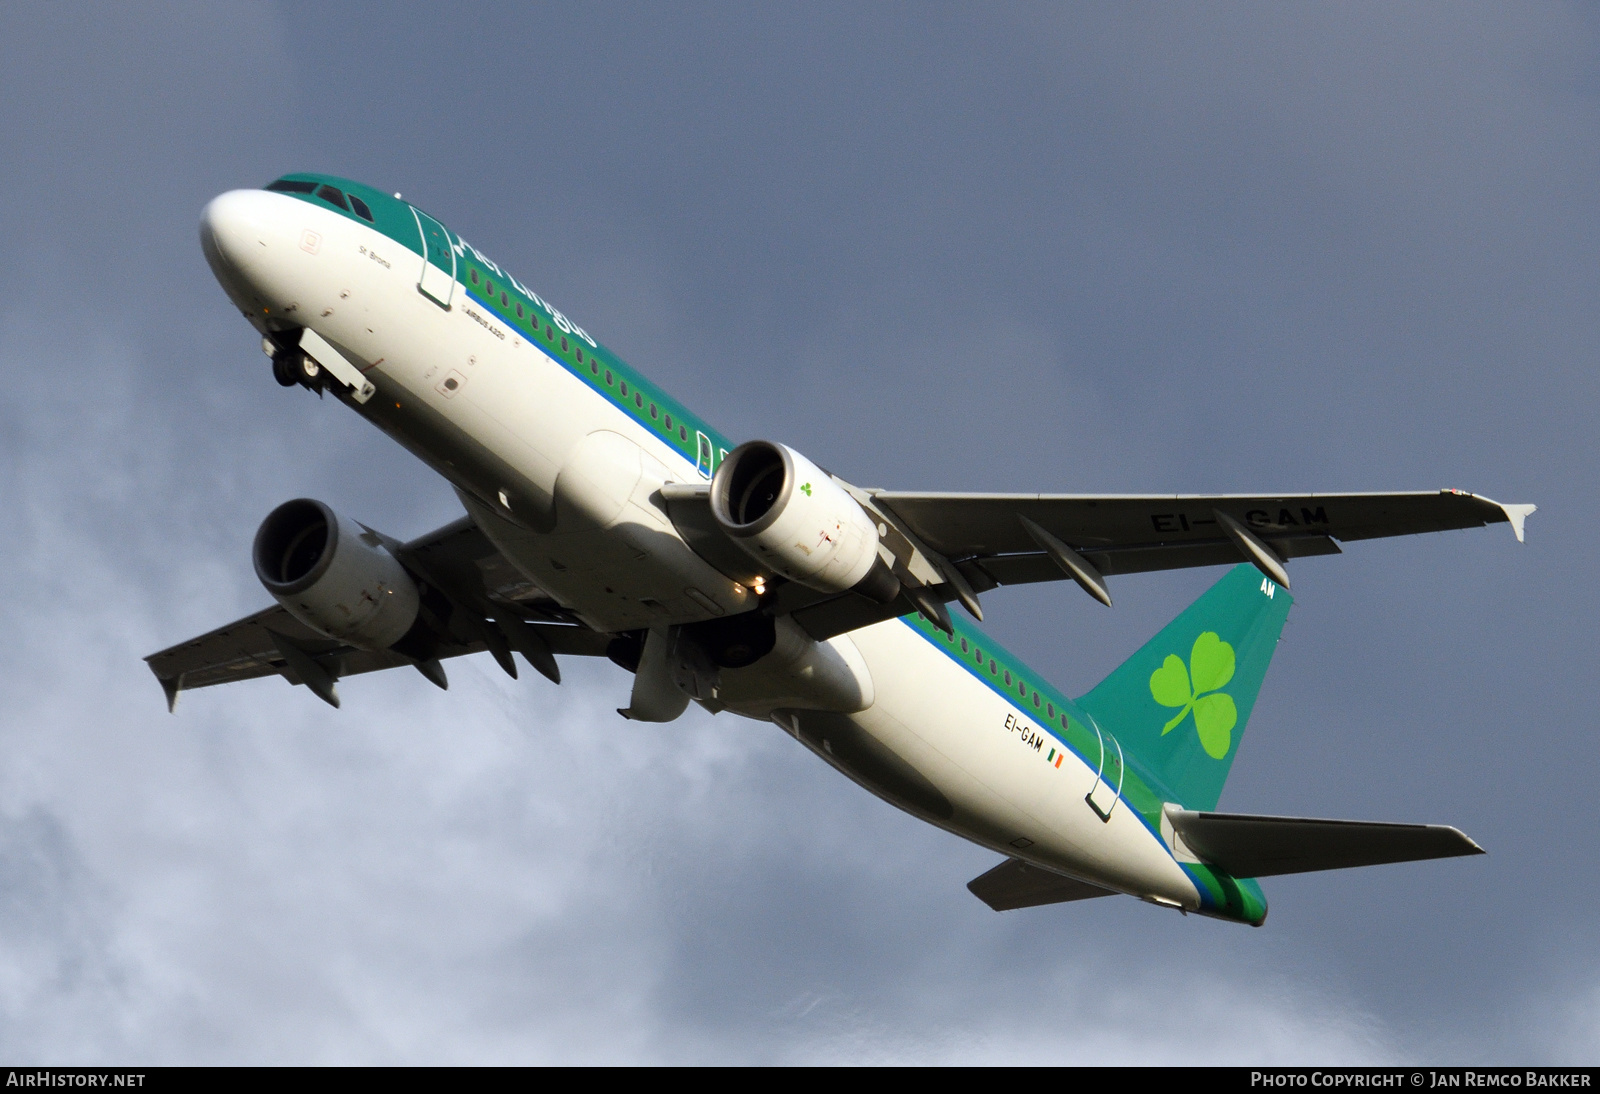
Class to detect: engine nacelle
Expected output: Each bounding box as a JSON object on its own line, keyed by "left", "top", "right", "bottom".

{"left": 253, "top": 499, "right": 420, "bottom": 651}
{"left": 710, "top": 441, "right": 898, "bottom": 601}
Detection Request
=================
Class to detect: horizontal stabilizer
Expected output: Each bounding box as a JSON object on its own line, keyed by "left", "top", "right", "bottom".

{"left": 967, "top": 857, "right": 1116, "bottom": 911}
{"left": 1165, "top": 806, "right": 1484, "bottom": 878}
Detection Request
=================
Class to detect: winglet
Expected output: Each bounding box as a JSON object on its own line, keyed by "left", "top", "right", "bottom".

{"left": 1500, "top": 503, "right": 1536, "bottom": 544}
{"left": 158, "top": 673, "right": 183, "bottom": 714}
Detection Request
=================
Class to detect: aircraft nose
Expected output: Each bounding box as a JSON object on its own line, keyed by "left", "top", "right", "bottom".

{"left": 199, "top": 188, "right": 277, "bottom": 285}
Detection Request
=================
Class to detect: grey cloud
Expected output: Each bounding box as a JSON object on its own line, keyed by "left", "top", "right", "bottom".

{"left": 0, "top": 0, "right": 1591, "bottom": 1063}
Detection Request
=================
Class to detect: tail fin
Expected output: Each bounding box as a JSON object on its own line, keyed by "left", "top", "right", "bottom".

{"left": 1076, "top": 564, "right": 1291, "bottom": 811}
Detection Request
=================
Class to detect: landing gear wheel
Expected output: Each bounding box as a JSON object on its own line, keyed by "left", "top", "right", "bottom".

{"left": 298, "top": 354, "right": 321, "bottom": 384}
{"left": 271, "top": 351, "right": 300, "bottom": 387}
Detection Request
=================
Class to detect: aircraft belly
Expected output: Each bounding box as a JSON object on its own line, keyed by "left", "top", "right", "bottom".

{"left": 718, "top": 622, "right": 875, "bottom": 717}
{"left": 834, "top": 620, "right": 1198, "bottom": 906}
{"left": 277, "top": 225, "right": 753, "bottom": 633}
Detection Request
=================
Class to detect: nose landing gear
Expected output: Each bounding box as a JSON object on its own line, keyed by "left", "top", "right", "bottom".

{"left": 263, "top": 333, "right": 322, "bottom": 390}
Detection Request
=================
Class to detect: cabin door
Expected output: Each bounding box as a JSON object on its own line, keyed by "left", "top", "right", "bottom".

{"left": 411, "top": 207, "right": 456, "bottom": 309}
{"left": 1084, "top": 714, "right": 1124, "bottom": 822}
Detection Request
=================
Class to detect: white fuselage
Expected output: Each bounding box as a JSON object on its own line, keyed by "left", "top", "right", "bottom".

{"left": 201, "top": 188, "right": 1202, "bottom": 911}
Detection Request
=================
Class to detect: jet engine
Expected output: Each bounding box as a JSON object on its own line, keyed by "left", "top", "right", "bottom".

{"left": 253, "top": 498, "right": 421, "bottom": 650}
{"left": 710, "top": 441, "right": 899, "bottom": 602}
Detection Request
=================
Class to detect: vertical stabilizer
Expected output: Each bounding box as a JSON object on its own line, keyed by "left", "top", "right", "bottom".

{"left": 1075, "top": 565, "right": 1291, "bottom": 811}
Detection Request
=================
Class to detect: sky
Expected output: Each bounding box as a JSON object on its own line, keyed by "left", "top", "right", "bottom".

{"left": 0, "top": 1, "right": 1594, "bottom": 1063}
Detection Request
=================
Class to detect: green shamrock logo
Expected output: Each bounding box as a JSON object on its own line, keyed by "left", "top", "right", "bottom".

{"left": 800, "top": 482, "right": 812, "bottom": 496}
{"left": 1149, "top": 632, "right": 1238, "bottom": 760}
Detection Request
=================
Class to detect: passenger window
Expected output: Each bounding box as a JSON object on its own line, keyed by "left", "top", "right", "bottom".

{"left": 317, "top": 186, "right": 349, "bottom": 210}
{"left": 989, "top": 661, "right": 996, "bottom": 675}
{"left": 266, "top": 179, "right": 316, "bottom": 194}
{"left": 960, "top": 639, "right": 968, "bottom": 653}
{"left": 1046, "top": 702, "right": 1054, "bottom": 718}
{"left": 650, "top": 403, "right": 658, "bottom": 419}
{"left": 470, "top": 269, "right": 479, "bottom": 285}
{"left": 560, "top": 336, "right": 568, "bottom": 351}
{"left": 515, "top": 303, "right": 523, "bottom": 318}
{"left": 591, "top": 362, "right": 599, "bottom": 376}
{"left": 1031, "top": 690, "right": 1039, "bottom": 705}
{"left": 576, "top": 348, "right": 584, "bottom": 363}
{"left": 486, "top": 280, "right": 496, "bottom": 296}
{"left": 664, "top": 414, "right": 673, "bottom": 431}
{"left": 1003, "top": 671, "right": 1011, "bottom": 685}
{"left": 635, "top": 393, "right": 644, "bottom": 409}
{"left": 348, "top": 195, "right": 374, "bottom": 221}
{"left": 678, "top": 425, "right": 688, "bottom": 441}
{"left": 500, "top": 291, "right": 509, "bottom": 307}
{"left": 620, "top": 381, "right": 629, "bottom": 396}
{"left": 605, "top": 370, "right": 613, "bottom": 385}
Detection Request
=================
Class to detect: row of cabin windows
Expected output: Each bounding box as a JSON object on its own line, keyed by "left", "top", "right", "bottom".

{"left": 265, "top": 179, "right": 374, "bottom": 222}
{"left": 953, "top": 633, "right": 1067, "bottom": 730}
{"left": 466, "top": 265, "right": 695, "bottom": 446}
{"left": 254, "top": 189, "right": 706, "bottom": 457}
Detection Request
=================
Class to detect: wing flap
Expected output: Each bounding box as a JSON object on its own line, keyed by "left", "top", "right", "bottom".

{"left": 1165, "top": 807, "right": 1485, "bottom": 878}
{"left": 146, "top": 602, "right": 607, "bottom": 702}
{"left": 147, "top": 604, "right": 476, "bottom": 694}
{"left": 976, "top": 533, "right": 1342, "bottom": 584}
{"left": 966, "top": 857, "right": 1117, "bottom": 911}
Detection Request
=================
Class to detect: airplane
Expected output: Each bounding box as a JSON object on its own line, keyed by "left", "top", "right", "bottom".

{"left": 147, "top": 173, "right": 1536, "bottom": 925}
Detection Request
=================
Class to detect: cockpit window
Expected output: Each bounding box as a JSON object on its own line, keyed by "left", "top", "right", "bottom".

{"left": 316, "top": 185, "right": 350, "bottom": 211}
{"left": 266, "top": 178, "right": 316, "bottom": 194}
{"left": 347, "top": 194, "right": 374, "bottom": 222}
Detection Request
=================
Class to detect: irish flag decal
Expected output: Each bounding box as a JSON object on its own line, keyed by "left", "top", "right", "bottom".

{"left": 1046, "top": 747, "right": 1064, "bottom": 769}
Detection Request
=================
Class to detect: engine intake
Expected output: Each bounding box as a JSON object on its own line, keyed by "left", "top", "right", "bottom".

{"left": 710, "top": 441, "right": 898, "bottom": 602}
{"left": 253, "top": 498, "right": 421, "bottom": 651}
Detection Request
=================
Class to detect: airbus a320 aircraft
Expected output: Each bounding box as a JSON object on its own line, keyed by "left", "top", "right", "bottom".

{"left": 149, "top": 174, "right": 1535, "bottom": 925}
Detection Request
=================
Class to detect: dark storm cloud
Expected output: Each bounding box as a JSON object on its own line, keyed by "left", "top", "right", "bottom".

{"left": 0, "top": 0, "right": 1593, "bottom": 1062}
